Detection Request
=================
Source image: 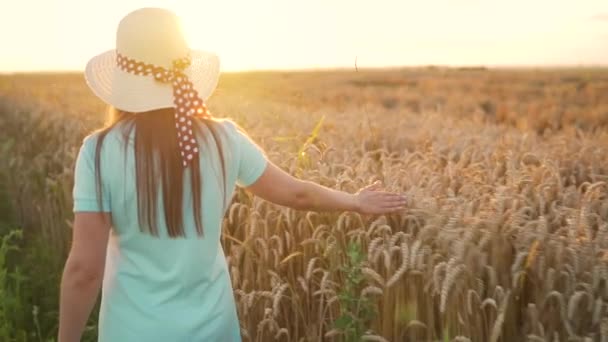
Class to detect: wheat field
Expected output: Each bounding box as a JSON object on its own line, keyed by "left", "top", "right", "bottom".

{"left": 1, "top": 68, "right": 608, "bottom": 341}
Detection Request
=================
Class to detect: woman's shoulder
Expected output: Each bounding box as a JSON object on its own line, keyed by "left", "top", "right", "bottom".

{"left": 214, "top": 118, "right": 255, "bottom": 137}
{"left": 210, "top": 117, "right": 238, "bottom": 132}
{"left": 79, "top": 123, "right": 133, "bottom": 154}
{"left": 203, "top": 118, "right": 260, "bottom": 158}
{"left": 78, "top": 130, "right": 103, "bottom": 155}
{"left": 206, "top": 118, "right": 245, "bottom": 142}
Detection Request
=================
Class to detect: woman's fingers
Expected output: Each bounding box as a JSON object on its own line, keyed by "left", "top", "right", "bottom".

{"left": 377, "top": 193, "right": 407, "bottom": 203}
{"left": 384, "top": 203, "right": 407, "bottom": 210}
{"left": 375, "top": 191, "right": 405, "bottom": 198}
{"left": 356, "top": 185, "right": 408, "bottom": 214}
{"left": 381, "top": 195, "right": 407, "bottom": 209}
{"left": 382, "top": 203, "right": 406, "bottom": 210}
{"left": 380, "top": 196, "right": 406, "bottom": 204}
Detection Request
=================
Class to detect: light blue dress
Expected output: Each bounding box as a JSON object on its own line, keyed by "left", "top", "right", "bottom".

{"left": 72, "top": 119, "right": 267, "bottom": 341}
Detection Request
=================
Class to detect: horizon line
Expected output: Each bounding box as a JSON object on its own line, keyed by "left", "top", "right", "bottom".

{"left": 2, "top": 63, "right": 608, "bottom": 75}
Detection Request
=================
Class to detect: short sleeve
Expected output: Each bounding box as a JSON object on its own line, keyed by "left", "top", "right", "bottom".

{"left": 73, "top": 136, "right": 111, "bottom": 212}
{"left": 231, "top": 123, "right": 268, "bottom": 187}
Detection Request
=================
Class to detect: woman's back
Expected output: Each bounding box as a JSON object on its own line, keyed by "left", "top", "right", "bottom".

{"left": 73, "top": 118, "right": 266, "bottom": 341}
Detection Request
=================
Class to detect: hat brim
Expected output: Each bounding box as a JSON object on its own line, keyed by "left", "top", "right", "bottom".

{"left": 84, "top": 49, "right": 220, "bottom": 113}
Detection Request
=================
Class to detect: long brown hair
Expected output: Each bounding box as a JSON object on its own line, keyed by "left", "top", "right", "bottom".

{"left": 93, "top": 106, "right": 226, "bottom": 238}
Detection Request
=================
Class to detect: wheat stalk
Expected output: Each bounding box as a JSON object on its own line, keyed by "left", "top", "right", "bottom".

{"left": 440, "top": 263, "right": 466, "bottom": 313}
{"left": 362, "top": 267, "right": 385, "bottom": 287}
{"left": 386, "top": 242, "right": 409, "bottom": 288}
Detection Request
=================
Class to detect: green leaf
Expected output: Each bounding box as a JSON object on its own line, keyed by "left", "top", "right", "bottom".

{"left": 297, "top": 116, "right": 325, "bottom": 168}
{"left": 334, "top": 315, "right": 352, "bottom": 330}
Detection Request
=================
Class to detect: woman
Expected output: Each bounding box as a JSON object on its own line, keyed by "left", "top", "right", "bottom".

{"left": 58, "top": 8, "right": 407, "bottom": 342}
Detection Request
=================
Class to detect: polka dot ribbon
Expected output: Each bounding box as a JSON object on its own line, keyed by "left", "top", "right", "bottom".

{"left": 116, "top": 53, "right": 211, "bottom": 167}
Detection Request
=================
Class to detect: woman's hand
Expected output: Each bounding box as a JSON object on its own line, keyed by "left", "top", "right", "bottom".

{"left": 354, "top": 181, "right": 407, "bottom": 215}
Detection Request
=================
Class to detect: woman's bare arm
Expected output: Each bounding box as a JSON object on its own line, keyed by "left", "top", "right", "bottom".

{"left": 59, "top": 212, "right": 110, "bottom": 342}
{"left": 245, "top": 161, "right": 406, "bottom": 214}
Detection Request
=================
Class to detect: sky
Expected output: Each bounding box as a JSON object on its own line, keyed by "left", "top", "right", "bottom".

{"left": 1, "top": 0, "right": 608, "bottom": 72}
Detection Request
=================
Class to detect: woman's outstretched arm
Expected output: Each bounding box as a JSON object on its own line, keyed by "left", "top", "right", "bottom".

{"left": 245, "top": 161, "right": 407, "bottom": 215}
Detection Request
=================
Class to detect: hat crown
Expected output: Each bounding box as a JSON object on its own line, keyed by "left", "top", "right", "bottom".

{"left": 116, "top": 8, "right": 189, "bottom": 69}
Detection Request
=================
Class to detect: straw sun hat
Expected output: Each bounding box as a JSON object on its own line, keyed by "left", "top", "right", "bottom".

{"left": 84, "top": 7, "right": 220, "bottom": 166}
{"left": 84, "top": 7, "right": 220, "bottom": 113}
